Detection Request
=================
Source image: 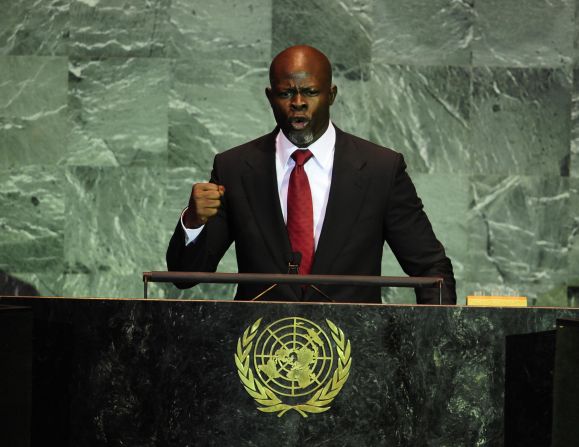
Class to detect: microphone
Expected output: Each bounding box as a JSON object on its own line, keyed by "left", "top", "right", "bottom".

{"left": 288, "top": 251, "right": 333, "bottom": 302}
{"left": 249, "top": 252, "right": 303, "bottom": 301}
{"left": 250, "top": 251, "right": 333, "bottom": 302}
{"left": 288, "top": 251, "right": 301, "bottom": 274}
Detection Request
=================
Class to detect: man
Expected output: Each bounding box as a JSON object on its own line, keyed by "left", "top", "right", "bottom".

{"left": 166, "top": 45, "right": 456, "bottom": 304}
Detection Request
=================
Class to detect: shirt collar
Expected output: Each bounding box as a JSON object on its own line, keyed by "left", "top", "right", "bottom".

{"left": 276, "top": 122, "right": 336, "bottom": 169}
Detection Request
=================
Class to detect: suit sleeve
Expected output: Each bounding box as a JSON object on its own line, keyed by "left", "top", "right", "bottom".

{"left": 383, "top": 154, "right": 457, "bottom": 304}
{"left": 165, "top": 156, "right": 234, "bottom": 289}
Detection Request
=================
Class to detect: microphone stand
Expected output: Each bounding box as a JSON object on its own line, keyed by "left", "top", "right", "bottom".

{"left": 254, "top": 251, "right": 334, "bottom": 302}
{"left": 288, "top": 252, "right": 333, "bottom": 302}
{"left": 250, "top": 252, "right": 302, "bottom": 302}
{"left": 308, "top": 284, "right": 333, "bottom": 303}
{"left": 249, "top": 252, "right": 333, "bottom": 302}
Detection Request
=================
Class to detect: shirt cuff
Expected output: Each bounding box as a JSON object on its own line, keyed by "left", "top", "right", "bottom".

{"left": 180, "top": 208, "right": 204, "bottom": 246}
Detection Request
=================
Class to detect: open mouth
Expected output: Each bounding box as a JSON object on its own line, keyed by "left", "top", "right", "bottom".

{"left": 289, "top": 117, "right": 310, "bottom": 130}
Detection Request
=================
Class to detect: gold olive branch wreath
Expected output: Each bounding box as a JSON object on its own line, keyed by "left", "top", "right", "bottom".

{"left": 234, "top": 318, "right": 352, "bottom": 417}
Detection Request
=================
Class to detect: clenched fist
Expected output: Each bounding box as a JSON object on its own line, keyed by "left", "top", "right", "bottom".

{"left": 183, "top": 183, "right": 225, "bottom": 228}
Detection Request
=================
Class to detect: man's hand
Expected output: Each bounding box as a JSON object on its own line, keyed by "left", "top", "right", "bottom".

{"left": 183, "top": 183, "right": 225, "bottom": 228}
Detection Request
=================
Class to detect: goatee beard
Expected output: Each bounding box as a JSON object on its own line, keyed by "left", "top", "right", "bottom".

{"left": 286, "top": 129, "right": 314, "bottom": 147}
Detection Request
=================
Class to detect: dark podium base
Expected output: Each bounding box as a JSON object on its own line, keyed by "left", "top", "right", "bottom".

{"left": 505, "top": 330, "right": 556, "bottom": 446}
{"left": 0, "top": 305, "right": 33, "bottom": 447}
{"left": 2, "top": 296, "right": 579, "bottom": 447}
{"left": 504, "top": 319, "right": 579, "bottom": 447}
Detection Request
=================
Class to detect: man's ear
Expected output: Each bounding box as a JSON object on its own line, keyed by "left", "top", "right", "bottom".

{"left": 265, "top": 87, "right": 273, "bottom": 105}
{"left": 329, "top": 85, "right": 338, "bottom": 105}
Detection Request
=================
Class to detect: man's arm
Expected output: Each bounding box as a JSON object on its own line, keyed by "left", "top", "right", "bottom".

{"left": 383, "top": 154, "right": 457, "bottom": 304}
{"left": 166, "top": 162, "right": 233, "bottom": 289}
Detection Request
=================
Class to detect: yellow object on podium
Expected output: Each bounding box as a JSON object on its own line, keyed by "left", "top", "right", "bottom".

{"left": 466, "top": 296, "right": 528, "bottom": 307}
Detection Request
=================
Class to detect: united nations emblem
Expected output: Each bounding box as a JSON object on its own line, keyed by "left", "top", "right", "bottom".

{"left": 234, "top": 317, "right": 352, "bottom": 417}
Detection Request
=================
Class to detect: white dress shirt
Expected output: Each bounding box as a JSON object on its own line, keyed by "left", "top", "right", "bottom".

{"left": 182, "top": 122, "right": 336, "bottom": 248}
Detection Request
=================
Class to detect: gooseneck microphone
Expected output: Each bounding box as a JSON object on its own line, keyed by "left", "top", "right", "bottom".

{"left": 289, "top": 251, "right": 333, "bottom": 302}
{"left": 287, "top": 251, "right": 302, "bottom": 275}
{"left": 250, "top": 251, "right": 333, "bottom": 302}
{"left": 249, "top": 252, "right": 304, "bottom": 301}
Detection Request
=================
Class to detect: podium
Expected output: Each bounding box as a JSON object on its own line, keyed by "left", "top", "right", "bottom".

{"left": 2, "top": 296, "right": 579, "bottom": 446}
{"left": 0, "top": 305, "right": 32, "bottom": 447}
{"left": 505, "top": 318, "right": 579, "bottom": 447}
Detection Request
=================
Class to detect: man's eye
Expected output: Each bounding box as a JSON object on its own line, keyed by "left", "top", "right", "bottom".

{"left": 303, "top": 90, "right": 319, "bottom": 97}
{"left": 278, "top": 91, "right": 293, "bottom": 98}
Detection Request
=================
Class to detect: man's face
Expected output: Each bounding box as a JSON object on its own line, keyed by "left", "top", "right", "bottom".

{"left": 266, "top": 52, "right": 337, "bottom": 147}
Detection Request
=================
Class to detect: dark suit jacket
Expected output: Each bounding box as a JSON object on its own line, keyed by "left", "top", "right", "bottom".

{"left": 166, "top": 126, "right": 456, "bottom": 304}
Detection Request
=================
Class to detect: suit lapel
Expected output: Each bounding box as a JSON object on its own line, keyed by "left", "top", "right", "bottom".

{"left": 241, "top": 130, "right": 293, "bottom": 275}
{"left": 239, "top": 126, "right": 368, "bottom": 300}
{"left": 311, "top": 127, "right": 369, "bottom": 276}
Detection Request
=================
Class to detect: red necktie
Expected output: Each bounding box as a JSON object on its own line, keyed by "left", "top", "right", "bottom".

{"left": 287, "top": 149, "right": 314, "bottom": 275}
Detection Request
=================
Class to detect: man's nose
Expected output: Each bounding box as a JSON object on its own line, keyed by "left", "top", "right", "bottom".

{"left": 290, "top": 92, "right": 307, "bottom": 111}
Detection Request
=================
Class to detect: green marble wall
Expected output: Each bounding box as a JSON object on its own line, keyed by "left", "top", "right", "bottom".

{"left": 0, "top": 0, "right": 577, "bottom": 305}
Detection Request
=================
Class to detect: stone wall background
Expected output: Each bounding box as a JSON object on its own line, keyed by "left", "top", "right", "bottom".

{"left": 0, "top": 0, "right": 577, "bottom": 305}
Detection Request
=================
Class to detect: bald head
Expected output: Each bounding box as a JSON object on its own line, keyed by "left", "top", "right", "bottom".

{"left": 266, "top": 46, "right": 337, "bottom": 147}
{"left": 269, "top": 45, "right": 332, "bottom": 86}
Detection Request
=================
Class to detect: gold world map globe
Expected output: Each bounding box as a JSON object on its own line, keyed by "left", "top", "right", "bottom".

{"left": 253, "top": 317, "right": 335, "bottom": 397}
